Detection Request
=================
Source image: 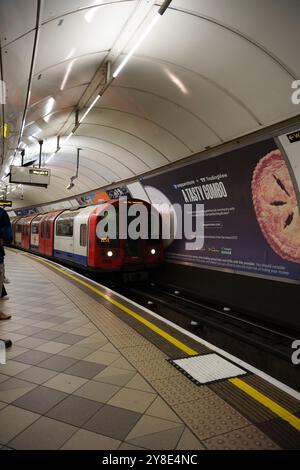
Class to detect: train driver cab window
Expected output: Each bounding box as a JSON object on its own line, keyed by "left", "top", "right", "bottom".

{"left": 80, "top": 224, "right": 87, "bottom": 247}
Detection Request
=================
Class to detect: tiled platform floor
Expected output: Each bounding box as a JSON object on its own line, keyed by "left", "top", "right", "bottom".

{"left": 0, "top": 251, "right": 286, "bottom": 449}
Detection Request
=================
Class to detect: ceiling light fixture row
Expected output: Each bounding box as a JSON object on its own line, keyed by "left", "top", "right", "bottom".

{"left": 29, "top": 1, "right": 172, "bottom": 168}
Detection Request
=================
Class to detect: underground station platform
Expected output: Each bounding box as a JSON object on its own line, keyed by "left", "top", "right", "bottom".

{"left": 0, "top": 249, "right": 299, "bottom": 452}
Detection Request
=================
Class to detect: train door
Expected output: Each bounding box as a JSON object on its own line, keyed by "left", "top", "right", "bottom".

{"left": 73, "top": 206, "right": 95, "bottom": 266}
{"left": 15, "top": 218, "right": 23, "bottom": 247}
{"left": 31, "top": 215, "right": 43, "bottom": 252}
{"left": 44, "top": 211, "right": 64, "bottom": 257}
{"left": 54, "top": 211, "right": 79, "bottom": 262}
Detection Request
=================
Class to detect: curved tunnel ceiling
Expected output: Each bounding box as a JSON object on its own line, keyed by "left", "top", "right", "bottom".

{"left": 0, "top": 0, "right": 299, "bottom": 207}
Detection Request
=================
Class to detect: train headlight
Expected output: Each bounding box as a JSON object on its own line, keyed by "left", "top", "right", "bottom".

{"left": 150, "top": 249, "right": 156, "bottom": 255}
{"left": 107, "top": 250, "right": 114, "bottom": 257}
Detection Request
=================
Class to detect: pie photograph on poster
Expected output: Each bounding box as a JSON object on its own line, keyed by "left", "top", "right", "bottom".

{"left": 252, "top": 149, "right": 300, "bottom": 263}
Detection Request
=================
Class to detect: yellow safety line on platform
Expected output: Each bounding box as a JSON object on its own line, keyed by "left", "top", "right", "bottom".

{"left": 230, "top": 378, "right": 300, "bottom": 431}
{"left": 22, "top": 251, "right": 300, "bottom": 432}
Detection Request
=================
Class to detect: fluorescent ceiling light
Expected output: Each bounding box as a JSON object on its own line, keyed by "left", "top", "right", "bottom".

{"left": 0, "top": 80, "right": 6, "bottom": 105}
{"left": 24, "top": 120, "right": 35, "bottom": 128}
{"left": 85, "top": 1, "right": 103, "bottom": 23}
{"left": 28, "top": 136, "right": 35, "bottom": 142}
{"left": 113, "top": 13, "right": 161, "bottom": 78}
{"left": 79, "top": 94, "right": 100, "bottom": 123}
{"left": 60, "top": 59, "right": 76, "bottom": 91}
{"left": 45, "top": 152, "right": 56, "bottom": 164}
{"left": 164, "top": 68, "right": 188, "bottom": 94}
{"left": 32, "top": 126, "right": 42, "bottom": 137}
{"left": 65, "top": 48, "right": 76, "bottom": 60}
{"left": 43, "top": 97, "right": 55, "bottom": 122}
{"left": 64, "top": 132, "right": 74, "bottom": 146}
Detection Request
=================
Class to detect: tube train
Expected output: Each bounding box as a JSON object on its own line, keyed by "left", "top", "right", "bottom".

{"left": 10, "top": 198, "right": 164, "bottom": 272}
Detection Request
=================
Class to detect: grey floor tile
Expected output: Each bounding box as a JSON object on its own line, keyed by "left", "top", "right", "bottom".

{"left": 108, "top": 387, "right": 156, "bottom": 413}
{"left": 43, "top": 373, "right": 88, "bottom": 394}
{"left": 13, "top": 326, "right": 44, "bottom": 336}
{"left": 0, "top": 405, "right": 40, "bottom": 445}
{"left": 93, "top": 367, "right": 136, "bottom": 387}
{"left": 36, "top": 341, "right": 69, "bottom": 354}
{"left": 13, "top": 350, "right": 52, "bottom": 366}
{"left": 46, "top": 316, "right": 69, "bottom": 325}
{"left": 126, "top": 426, "right": 185, "bottom": 450}
{"left": 0, "top": 377, "right": 37, "bottom": 403}
{"left": 13, "top": 386, "right": 68, "bottom": 414}
{"left": 74, "top": 380, "right": 120, "bottom": 404}
{"left": 57, "top": 345, "right": 92, "bottom": 360}
{"left": 1, "top": 360, "right": 30, "bottom": 376}
{"left": 32, "top": 330, "right": 64, "bottom": 341}
{"left": 55, "top": 333, "right": 86, "bottom": 345}
{"left": 176, "top": 428, "right": 205, "bottom": 450}
{"left": 38, "top": 355, "right": 78, "bottom": 372}
{"left": 15, "top": 366, "right": 58, "bottom": 385}
{"left": 83, "top": 404, "right": 141, "bottom": 440}
{"left": 64, "top": 361, "right": 106, "bottom": 379}
{"left": 14, "top": 337, "right": 47, "bottom": 349}
{"left": 62, "top": 429, "right": 120, "bottom": 450}
{"left": 0, "top": 374, "right": 9, "bottom": 384}
{"left": 8, "top": 416, "right": 77, "bottom": 450}
{"left": 46, "top": 395, "right": 103, "bottom": 427}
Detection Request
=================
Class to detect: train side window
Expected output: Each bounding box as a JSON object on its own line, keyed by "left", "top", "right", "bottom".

{"left": 56, "top": 218, "right": 73, "bottom": 237}
{"left": 80, "top": 224, "right": 87, "bottom": 247}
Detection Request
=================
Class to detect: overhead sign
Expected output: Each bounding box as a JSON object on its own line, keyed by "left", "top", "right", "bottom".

{"left": 29, "top": 169, "right": 49, "bottom": 176}
{"left": 286, "top": 130, "right": 300, "bottom": 144}
{"left": 9, "top": 166, "right": 51, "bottom": 188}
{"left": 0, "top": 200, "right": 12, "bottom": 207}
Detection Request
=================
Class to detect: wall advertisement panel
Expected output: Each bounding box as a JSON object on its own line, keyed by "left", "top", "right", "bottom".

{"left": 141, "top": 134, "right": 300, "bottom": 282}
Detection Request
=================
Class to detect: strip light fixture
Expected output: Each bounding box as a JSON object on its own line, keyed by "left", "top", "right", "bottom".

{"left": 113, "top": 0, "right": 172, "bottom": 79}
{"left": 40, "top": 0, "right": 173, "bottom": 171}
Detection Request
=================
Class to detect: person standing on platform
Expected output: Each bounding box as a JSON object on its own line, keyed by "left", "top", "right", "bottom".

{"left": 0, "top": 207, "right": 12, "bottom": 321}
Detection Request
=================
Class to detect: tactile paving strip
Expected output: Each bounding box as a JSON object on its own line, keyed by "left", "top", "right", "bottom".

{"left": 170, "top": 353, "right": 246, "bottom": 385}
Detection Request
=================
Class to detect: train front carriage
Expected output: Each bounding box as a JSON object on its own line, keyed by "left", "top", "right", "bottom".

{"left": 88, "top": 199, "right": 163, "bottom": 271}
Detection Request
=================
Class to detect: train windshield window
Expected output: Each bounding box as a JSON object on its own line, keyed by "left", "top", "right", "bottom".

{"left": 80, "top": 224, "right": 87, "bottom": 247}
{"left": 96, "top": 208, "right": 119, "bottom": 247}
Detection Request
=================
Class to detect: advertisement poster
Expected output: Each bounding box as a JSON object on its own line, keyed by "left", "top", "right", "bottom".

{"left": 141, "top": 137, "right": 300, "bottom": 282}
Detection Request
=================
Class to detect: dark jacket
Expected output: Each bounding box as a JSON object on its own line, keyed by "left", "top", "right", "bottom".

{"left": 0, "top": 208, "right": 12, "bottom": 263}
